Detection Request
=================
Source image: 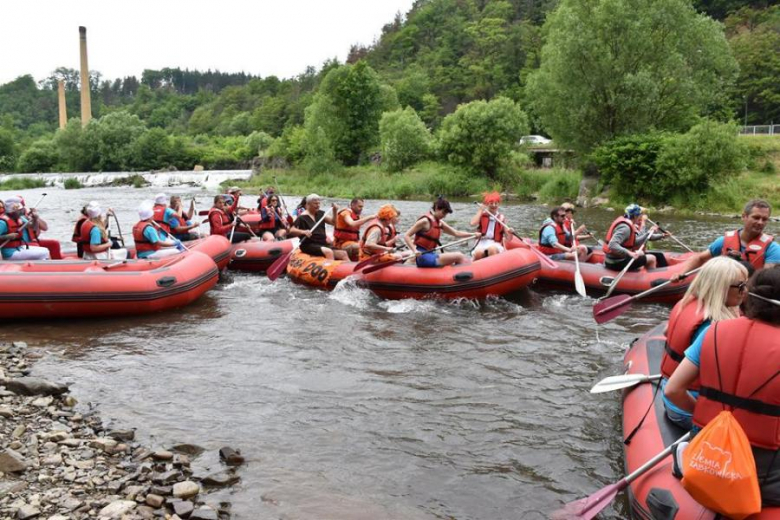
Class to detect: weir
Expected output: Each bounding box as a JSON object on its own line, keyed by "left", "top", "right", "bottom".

{"left": 0, "top": 170, "right": 252, "bottom": 189}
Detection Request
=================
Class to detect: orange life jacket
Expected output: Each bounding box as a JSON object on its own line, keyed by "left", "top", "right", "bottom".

{"left": 153, "top": 204, "right": 171, "bottom": 235}
{"left": 414, "top": 213, "right": 442, "bottom": 251}
{"left": 132, "top": 221, "right": 160, "bottom": 253}
{"left": 692, "top": 317, "right": 780, "bottom": 450}
{"left": 603, "top": 217, "right": 637, "bottom": 255}
{"left": 334, "top": 209, "right": 360, "bottom": 242}
{"left": 661, "top": 299, "right": 706, "bottom": 390}
{"left": 538, "top": 221, "right": 567, "bottom": 255}
{"left": 0, "top": 214, "right": 24, "bottom": 249}
{"left": 360, "top": 220, "right": 396, "bottom": 255}
{"left": 721, "top": 230, "right": 774, "bottom": 270}
{"left": 79, "top": 220, "right": 108, "bottom": 254}
{"left": 479, "top": 213, "right": 504, "bottom": 243}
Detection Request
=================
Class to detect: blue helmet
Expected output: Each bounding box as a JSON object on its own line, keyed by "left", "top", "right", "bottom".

{"left": 624, "top": 204, "right": 642, "bottom": 218}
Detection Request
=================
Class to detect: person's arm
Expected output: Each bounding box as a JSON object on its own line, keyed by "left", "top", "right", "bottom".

{"left": 30, "top": 210, "right": 48, "bottom": 233}
{"left": 664, "top": 359, "right": 700, "bottom": 413}
{"left": 0, "top": 221, "right": 18, "bottom": 242}
{"left": 607, "top": 224, "right": 637, "bottom": 258}
{"left": 288, "top": 216, "right": 312, "bottom": 239}
{"left": 671, "top": 249, "right": 713, "bottom": 282}
{"left": 323, "top": 204, "right": 338, "bottom": 226}
{"left": 441, "top": 220, "right": 479, "bottom": 239}
{"left": 364, "top": 227, "right": 392, "bottom": 254}
{"left": 89, "top": 227, "right": 111, "bottom": 253}
{"left": 343, "top": 213, "right": 376, "bottom": 228}
{"left": 404, "top": 219, "right": 427, "bottom": 251}
{"left": 209, "top": 213, "right": 233, "bottom": 236}
{"left": 541, "top": 225, "right": 571, "bottom": 253}
{"left": 470, "top": 206, "right": 484, "bottom": 227}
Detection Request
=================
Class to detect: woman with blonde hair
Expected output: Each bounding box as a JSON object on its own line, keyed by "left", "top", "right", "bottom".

{"left": 168, "top": 195, "right": 199, "bottom": 241}
{"left": 81, "top": 203, "right": 128, "bottom": 260}
{"left": 660, "top": 256, "right": 748, "bottom": 429}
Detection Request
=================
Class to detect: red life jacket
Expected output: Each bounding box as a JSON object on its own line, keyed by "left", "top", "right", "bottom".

{"left": 603, "top": 217, "right": 637, "bottom": 255}
{"left": 79, "top": 220, "right": 108, "bottom": 254}
{"left": 660, "top": 299, "right": 706, "bottom": 390}
{"left": 0, "top": 214, "right": 24, "bottom": 249}
{"left": 360, "top": 220, "right": 396, "bottom": 254}
{"left": 258, "top": 206, "right": 280, "bottom": 230}
{"left": 257, "top": 195, "right": 268, "bottom": 212}
{"left": 479, "top": 213, "right": 504, "bottom": 243}
{"left": 334, "top": 209, "right": 360, "bottom": 242}
{"left": 414, "top": 213, "right": 442, "bottom": 251}
{"left": 692, "top": 317, "right": 780, "bottom": 450}
{"left": 721, "top": 230, "right": 774, "bottom": 270}
{"left": 132, "top": 221, "right": 160, "bottom": 253}
{"left": 72, "top": 215, "right": 87, "bottom": 244}
{"left": 538, "top": 220, "right": 568, "bottom": 255}
{"left": 208, "top": 208, "right": 232, "bottom": 237}
{"left": 153, "top": 204, "right": 171, "bottom": 235}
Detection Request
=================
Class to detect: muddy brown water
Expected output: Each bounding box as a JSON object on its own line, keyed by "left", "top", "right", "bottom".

{"left": 0, "top": 185, "right": 750, "bottom": 519}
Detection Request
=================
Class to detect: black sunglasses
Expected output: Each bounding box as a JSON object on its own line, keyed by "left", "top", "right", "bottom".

{"left": 730, "top": 281, "right": 747, "bottom": 292}
{"left": 556, "top": 213, "right": 566, "bottom": 218}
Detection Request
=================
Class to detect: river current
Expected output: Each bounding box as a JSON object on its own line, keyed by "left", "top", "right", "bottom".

{"left": 0, "top": 184, "right": 746, "bottom": 519}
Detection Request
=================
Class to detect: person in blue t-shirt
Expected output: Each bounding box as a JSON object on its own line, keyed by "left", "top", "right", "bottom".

{"left": 672, "top": 199, "right": 778, "bottom": 281}
{"left": 168, "top": 196, "right": 199, "bottom": 241}
{"left": 0, "top": 198, "right": 50, "bottom": 260}
{"left": 133, "top": 202, "right": 182, "bottom": 260}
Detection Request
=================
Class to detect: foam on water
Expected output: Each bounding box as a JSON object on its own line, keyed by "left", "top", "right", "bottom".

{"left": 379, "top": 298, "right": 446, "bottom": 314}
{"left": 329, "top": 276, "right": 375, "bottom": 309}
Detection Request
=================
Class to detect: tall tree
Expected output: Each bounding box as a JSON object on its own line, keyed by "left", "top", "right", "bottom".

{"left": 526, "top": 0, "right": 738, "bottom": 152}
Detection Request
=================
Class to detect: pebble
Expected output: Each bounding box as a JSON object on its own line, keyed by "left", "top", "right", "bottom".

{"left": 218, "top": 446, "right": 245, "bottom": 466}
{"left": 152, "top": 450, "right": 173, "bottom": 461}
{"left": 190, "top": 506, "right": 218, "bottom": 520}
{"left": 0, "top": 448, "right": 29, "bottom": 473}
{"left": 16, "top": 504, "right": 40, "bottom": 519}
{"left": 172, "top": 481, "right": 200, "bottom": 499}
{"left": 97, "top": 499, "right": 136, "bottom": 518}
{"left": 145, "top": 493, "right": 165, "bottom": 508}
{"left": 200, "top": 470, "right": 240, "bottom": 488}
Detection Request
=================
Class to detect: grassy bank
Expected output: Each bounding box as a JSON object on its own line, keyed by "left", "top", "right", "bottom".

{"left": 0, "top": 177, "right": 48, "bottom": 190}
{"left": 231, "top": 162, "right": 582, "bottom": 203}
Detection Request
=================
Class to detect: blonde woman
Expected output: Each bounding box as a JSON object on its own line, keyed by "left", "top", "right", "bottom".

{"left": 660, "top": 256, "right": 748, "bottom": 429}
{"left": 81, "top": 203, "right": 128, "bottom": 260}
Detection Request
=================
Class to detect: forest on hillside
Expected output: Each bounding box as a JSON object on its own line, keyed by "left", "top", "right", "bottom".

{"left": 0, "top": 0, "right": 777, "bottom": 207}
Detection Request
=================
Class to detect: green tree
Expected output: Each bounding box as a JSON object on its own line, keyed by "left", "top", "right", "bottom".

{"left": 53, "top": 119, "right": 92, "bottom": 172}
{"left": 16, "top": 139, "right": 59, "bottom": 173}
{"left": 0, "top": 128, "right": 18, "bottom": 172}
{"left": 526, "top": 0, "right": 738, "bottom": 152}
{"left": 82, "top": 112, "right": 147, "bottom": 171}
{"left": 437, "top": 97, "right": 528, "bottom": 177}
{"left": 380, "top": 107, "right": 432, "bottom": 171}
{"left": 130, "top": 128, "right": 172, "bottom": 169}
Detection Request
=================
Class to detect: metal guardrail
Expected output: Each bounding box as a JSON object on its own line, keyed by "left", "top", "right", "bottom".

{"left": 740, "top": 125, "right": 779, "bottom": 135}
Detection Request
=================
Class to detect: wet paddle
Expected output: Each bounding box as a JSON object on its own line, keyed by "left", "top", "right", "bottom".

{"left": 353, "top": 243, "right": 407, "bottom": 272}
{"left": 361, "top": 235, "right": 477, "bottom": 274}
{"left": 552, "top": 432, "right": 690, "bottom": 520}
{"left": 645, "top": 218, "right": 693, "bottom": 252}
{"left": 267, "top": 210, "right": 329, "bottom": 281}
{"left": 151, "top": 221, "right": 191, "bottom": 252}
{"left": 0, "top": 193, "right": 48, "bottom": 249}
{"left": 570, "top": 218, "right": 587, "bottom": 297}
{"left": 589, "top": 373, "right": 662, "bottom": 394}
{"left": 111, "top": 211, "right": 126, "bottom": 248}
{"left": 593, "top": 267, "right": 701, "bottom": 324}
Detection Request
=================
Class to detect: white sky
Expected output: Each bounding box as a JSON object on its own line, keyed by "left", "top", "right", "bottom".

{"left": 0, "top": 0, "right": 417, "bottom": 85}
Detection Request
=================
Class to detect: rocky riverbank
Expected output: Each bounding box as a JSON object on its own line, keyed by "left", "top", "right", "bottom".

{"left": 0, "top": 341, "right": 243, "bottom": 520}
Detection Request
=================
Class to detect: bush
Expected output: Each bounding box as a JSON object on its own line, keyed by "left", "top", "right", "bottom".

{"left": 0, "top": 177, "right": 47, "bottom": 190}
{"left": 64, "top": 178, "right": 83, "bottom": 189}
{"left": 437, "top": 97, "right": 529, "bottom": 178}
{"left": 245, "top": 131, "right": 275, "bottom": 157}
{"left": 17, "top": 139, "right": 59, "bottom": 173}
{"left": 303, "top": 127, "right": 339, "bottom": 174}
{"left": 267, "top": 125, "right": 307, "bottom": 164}
{"left": 0, "top": 128, "right": 18, "bottom": 172}
{"left": 424, "top": 167, "right": 489, "bottom": 197}
{"left": 591, "top": 132, "right": 670, "bottom": 201}
{"left": 379, "top": 107, "right": 432, "bottom": 172}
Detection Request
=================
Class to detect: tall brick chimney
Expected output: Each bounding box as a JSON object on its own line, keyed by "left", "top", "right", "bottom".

{"left": 57, "top": 80, "right": 67, "bottom": 129}
{"left": 79, "top": 26, "right": 92, "bottom": 126}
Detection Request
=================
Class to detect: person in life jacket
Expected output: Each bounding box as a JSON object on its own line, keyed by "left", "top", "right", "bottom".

{"left": 603, "top": 203, "right": 667, "bottom": 271}
{"left": 359, "top": 204, "right": 402, "bottom": 263}
{"left": 333, "top": 198, "right": 376, "bottom": 261}
{"left": 0, "top": 198, "right": 51, "bottom": 260}
{"left": 71, "top": 206, "right": 90, "bottom": 258}
{"left": 665, "top": 266, "right": 780, "bottom": 505}
{"left": 256, "top": 186, "right": 275, "bottom": 211}
{"left": 152, "top": 193, "right": 176, "bottom": 236}
{"left": 288, "top": 194, "right": 349, "bottom": 260}
{"left": 660, "top": 256, "right": 748, "bottom": 430}
{"left": 168, "top": 195, "right": 200, "bottom": 242}
{"left": 538, "top": 206, "right": 591, "bottom": 261}
{"left": 133, "top": 202, "right": 181, "bottom": 259}
{"left": 403, "top": 197, "right": 479, "bottom": 268}
{"left": 258, "top": 194, "right": 289, "bottom": 241}
{"left": 561, "top": 202, "right": 594, "bottom": 256}
{"left": 208, "top": 195, "right": 252, "bottom": 244}
{"left": 672, "top": 200, "right": 779, "bottom": 283}
{"left": 470, "top": 192, "right": 514, "bottom": 260}
{"left": 80, "top": 202, "right": 128, "bottom": 260}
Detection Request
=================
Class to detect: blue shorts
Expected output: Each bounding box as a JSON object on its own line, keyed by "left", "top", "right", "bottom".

{"left": 416, "top": 251, "right": 439, "bottom": 267}
{"left": 549, "top": 253, "right": 567, "bottom": 260}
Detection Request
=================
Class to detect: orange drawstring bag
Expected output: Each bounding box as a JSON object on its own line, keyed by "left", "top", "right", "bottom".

{"left": 681, "top": 410, "right": 762, "bottom": 520}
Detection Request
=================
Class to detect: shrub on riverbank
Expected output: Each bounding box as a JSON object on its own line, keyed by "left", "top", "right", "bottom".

{"left": 63, "top": 178, "right": 83, "bottom": 189}
{"left": 0, "top": 176, "right": 47, "bottom": 190}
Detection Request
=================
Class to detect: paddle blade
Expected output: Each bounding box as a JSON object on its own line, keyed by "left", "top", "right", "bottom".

{"left": 590, "top": 373, "right": 660, "bottom": 394}
{"left": 551, "top": 481, "right": 624, "bottom": 520}
{"left": 267, "top": 250, "right": 293, "bottom": 281}
{"left": 592, "top": 294, "right": 632, "bottom": 324}
{"left": 574, "top": 272, "right": 587, "bottom": 298}
{"left": 353, "top": 253, "right": 383, "bottom": 272}
{"left": 361, "top": 257, "right": 404, "bottom": 274}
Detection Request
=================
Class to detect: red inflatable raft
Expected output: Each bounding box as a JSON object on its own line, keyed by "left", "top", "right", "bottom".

{"left": 286, "top": 249, "right": 540, "bottom": 300}
{"left": 0, "top": 251, "right": 219, "bottom": 319}
{"left": 228, "top": 238, "right": 297, "bottom": 273}
{"left": 621, "top": 323, "right": 779, "bottom": 519}
{"left": 507, "top": 238, "right": 697, "bottom": 303}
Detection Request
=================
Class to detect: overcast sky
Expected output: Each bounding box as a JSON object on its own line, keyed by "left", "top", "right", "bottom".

{"left": 1, "top": 0, "right": 417, "bottom": 86}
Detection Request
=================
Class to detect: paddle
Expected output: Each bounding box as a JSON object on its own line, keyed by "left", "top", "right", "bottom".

{"left": 570, "top": 218, "right": 587, "bottom": 297}
{"left": 750, "top": 292, "right": 780, "bottom": 307}
{"left": 590, "top": 373, "right": 662, "bottom": 394}
{"left": 552, "top": 432, "right": 691, "bottom": 520}
{"left": 361, "top": 235, "right": 477, "bottom": 274}
{"left": 150, "top": 221, "right": 191, "bottom": 252}
{"left": 602, "top": 238, "right": 651, "bottom": 299}
{"left": 267, "top": 210, "right": 330, "bottom": 281}
{"left": 111, "top": 211, "right": 126, "bottom": 248}
{"left": 273, "top": 176, "right": 294, "bottom": 226}
{"left": 0, "top": 193, "right": 48, "bottom": 249}
{"left": 646, "top": 218, "right": 693, "bottom": 253}
{"left": 587, "top": 232, "right": 605, "bottom": 248}
{"left": 353, "top": 242, "right": 407, "bottom": 272}
{"left": 471, "top": 202, "right": 558, "bottom": 269}
{"left": 593, "top": 267, "right": 701, "bottom": 324}
{"left": 234, "top": 215, "right": 259, "bottom": 238}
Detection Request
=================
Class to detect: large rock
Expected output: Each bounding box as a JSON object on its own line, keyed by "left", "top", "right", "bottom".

{"left": 172, "top": 481, "right": 199, "bottom": 499}
{"left": 190, "top": 507, "right": 218, "bottom": 520}
{"left": 170, "top": 500, "right": 194, "bottom": 518}
{"left": 218, "top": 446, "right": 245, "bottom": 466}
{"left": 200, "top": 470, "right": 240, "bottom": 488}
{"left": 98, "top": 500, "right": 136, "bottom": 518}
{"left": 0, "top": 449, "right": 29, "bottom": 473}
{"left": 16, "top": 504, "right": 39, "bottom": 519}
{"left": 0, "top": 377, "right": 68, "bottom": 396}
{"left": 170, "top": 443, "right": 205, "bottom": 457}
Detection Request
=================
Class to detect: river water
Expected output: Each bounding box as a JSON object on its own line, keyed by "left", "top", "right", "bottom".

{"left": 0, "top": 184, "right": 747, "bottom": 519}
